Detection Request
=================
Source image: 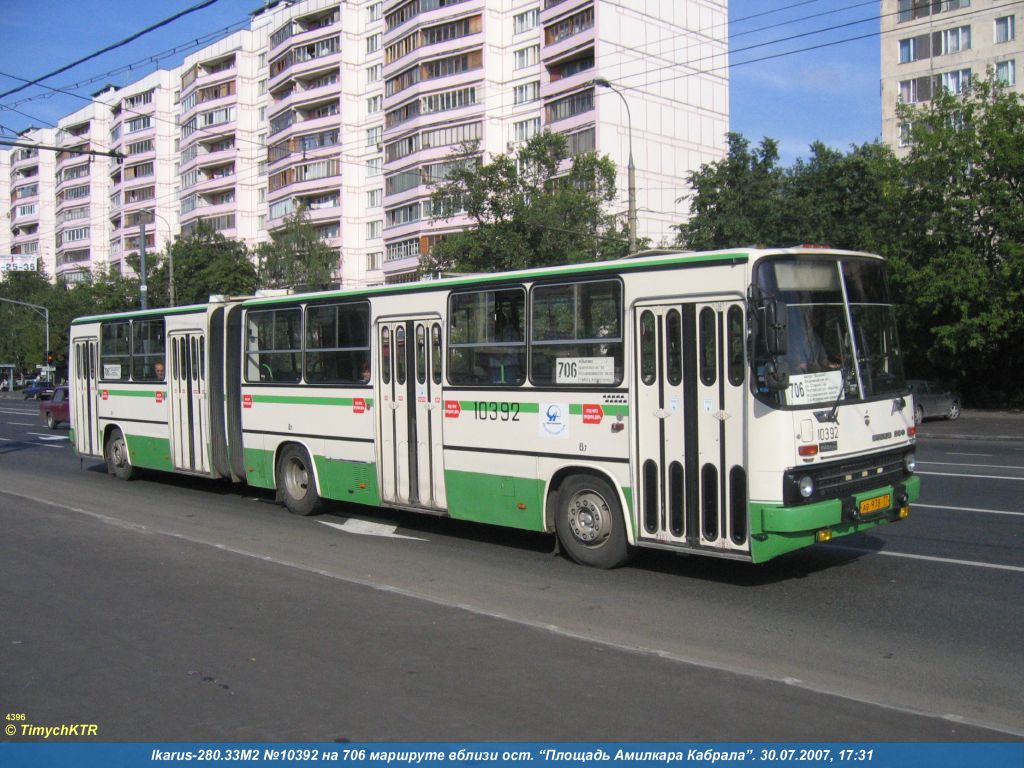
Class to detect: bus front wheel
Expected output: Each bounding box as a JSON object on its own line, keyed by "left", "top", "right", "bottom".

{"left": 104, "top": 428, "right": 136, "bottom": 481}
{"left": 277, "top": 445, "right": 322, "bottom": 516}
{"left": 555, "top": 474, "right": 631, "bottom": 569}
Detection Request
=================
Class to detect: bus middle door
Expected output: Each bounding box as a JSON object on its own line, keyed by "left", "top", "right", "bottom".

{"left": 377, "top": 317, "right": 445, "bottom": 510}
{"left": 169, "top": 331, "right": 210, "bottom": 474}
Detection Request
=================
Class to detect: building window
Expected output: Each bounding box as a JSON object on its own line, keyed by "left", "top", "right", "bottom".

{"left": 514, "top": 8, "right": 539, "bottom": 34}
{"left": 995, "top": 15, "right": 1015, "bottom": 44}
{"left": 940, "top": 25, "right": 971, "bottom": 54}
{"left": 366, "top": 189, "right": 382, "bottom": 208}
{"left": 941, "top": 68, "right": 971, "bottom": 94}
{"left": 366, "top": 157, "right": 382, "bottom": 177}
{"left": 367, "top": 33, "right": 381, "bottom": 53}
{"left": 367, "top": 125, "right": 382, "bottom": 147}
{"left": 367, "top": 95, "right": 382, "bottom": 114}
{"left": 514, "top": 45, "right": 539, "bottom": 70}
{"left": 366, "top": 64, "right": 382, "bottom": 83}
{"left": 368, "top": 2, "right": 382, "bottom": 23}
{"left": 513, "top": 81, "right": 540, "bottom": 105}
{"left": 366, "top": 220, "right": 382, "bottom": 239}
{"left": 367, "top": 252, "right": 382, "bottom": 271}
{"left": 421, "top": 86, "right": 476, "bottom": 115}
{"left": 513, "top": 117, "right": 540, "bottom": 142}
{"left": 996, "top": 59, "right": 1016, "bottom": 86}
{"left": 544, "top": 7, "right": 594, "bottom": 45}
{"left": 545, "top": 88, "right": 594, "bottom": 122}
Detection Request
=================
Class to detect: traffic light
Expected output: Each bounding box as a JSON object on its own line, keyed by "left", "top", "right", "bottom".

{"left": 46, "top": 350, "right": 54, "bottom": 364}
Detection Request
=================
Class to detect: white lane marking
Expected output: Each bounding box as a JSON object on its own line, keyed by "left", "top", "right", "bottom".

{"left": 915, "top": 503, "right": 1024, "bottom": 518}
{"left": 827, "top": 544, "right": 1024, "bottom": 573}
{"left": 2, "top": 488, "right": 1021, "bottom": 738}
{"left": 32, "top": 435, "right": 69, "bottom": 442}
{"left": 40, "top": 444, "right": 65, "bottom": 449}
{"left": 946, "top": 452, "right": 992, "bottom": 457}
{"left": 920, "top": 461, "right": 1024, "bottom": 470}
{"left": 319, "top": 518, "right": 426, "bottom": 540}
{"left": 7, "top": 421, "right": 34, "bottom": 426}
{"left": 917, "top": 471, "right": 1024, "bottom": 481}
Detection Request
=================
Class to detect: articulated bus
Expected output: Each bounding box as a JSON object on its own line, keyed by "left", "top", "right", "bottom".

{"left": 68, "top": 247, "right": 919, "bottom": 568}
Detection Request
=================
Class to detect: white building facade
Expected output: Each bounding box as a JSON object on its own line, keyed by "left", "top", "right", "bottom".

{"left": 2, "top": 0, "right": 728, "bottom": 287}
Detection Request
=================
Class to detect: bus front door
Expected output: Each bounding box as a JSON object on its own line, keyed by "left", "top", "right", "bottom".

{"left": 73, "top": 338, "right": 100, "bottom": 457}
{"left": 634, "top": 300, "right": 748, "bottom": 553}
{"left": 169, "top": 332, "right": 210, "bottom": 474}
{"left": 377, "top": 318, "right": 446, "bottom": 510}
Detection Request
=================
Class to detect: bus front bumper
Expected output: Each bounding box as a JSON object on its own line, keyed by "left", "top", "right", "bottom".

{"left": 748, "top": 474, "right": 921, "bottom": 563}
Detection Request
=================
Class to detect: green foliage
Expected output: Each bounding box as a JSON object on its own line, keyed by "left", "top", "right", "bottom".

{"left": 421, "top": 131, "right": 637, "bottom": 275}
{"left": 675, "top": 78, "right": 1024, "bottom": 406}
{"left": 0, "top": 264, "right": 138, "bottom": 377}
{"left": 255, "top": 205, "right": 337, "bottom": 291}
{"left": 145, "top": 222, "right": 258, "bottom": 307}
{"left": 895, "top": 77, "right": 1024, "bottom": 405}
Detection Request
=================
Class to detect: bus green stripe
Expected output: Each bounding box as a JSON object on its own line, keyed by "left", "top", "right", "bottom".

{"left": 250, "top": 394, "right": 374, "bottom": 407}
{"left": 104, "top": 389, "right": 166, "bottom": 398}
{"left": 568, "top": 403, "right": 629, "bottom": 417}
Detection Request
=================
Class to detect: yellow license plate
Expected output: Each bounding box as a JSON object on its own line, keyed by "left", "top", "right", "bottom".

{"left": 859, "top": 494, "right": 891, "bottom": 515}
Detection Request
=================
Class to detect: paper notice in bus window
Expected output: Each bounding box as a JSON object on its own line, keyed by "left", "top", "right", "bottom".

{"left": 786, "top": 370, "right": 842, "bottom": 405}
{"left": 555, "top": 357, "right": 615, "bottom": 385}
{"left": 102, "top": 363, "right": 122, "bottom": 380}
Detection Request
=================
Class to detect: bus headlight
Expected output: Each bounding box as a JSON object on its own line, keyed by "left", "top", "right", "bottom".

{"left": 904, "top": 451, "right": 917, "bottom": 473}
{"left": 798, "top": 475, "right": 815, "bottom": 498}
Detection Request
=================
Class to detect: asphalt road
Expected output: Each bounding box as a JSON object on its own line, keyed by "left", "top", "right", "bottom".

{"left": 1, "top": 397, "right": 1022, "bottom": 741}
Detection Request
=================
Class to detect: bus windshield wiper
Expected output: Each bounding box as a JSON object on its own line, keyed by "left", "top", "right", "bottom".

{"left": 825, "top": 361, "right": 849, "bottom": 423}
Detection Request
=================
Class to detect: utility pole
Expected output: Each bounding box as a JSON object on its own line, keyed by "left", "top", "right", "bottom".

{"left": 594, "top": 77, "right": 637, "bottom": 255}
{"left": 139, "top": 216, "right": 148, "bottom": 310}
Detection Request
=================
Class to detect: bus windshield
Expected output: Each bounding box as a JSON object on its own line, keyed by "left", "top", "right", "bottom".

{"left": 754, "top": 256, "right": 906, "bottom": 407}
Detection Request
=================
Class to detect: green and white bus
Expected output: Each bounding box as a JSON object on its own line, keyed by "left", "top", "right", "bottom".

{"left": 68, "top": 247, "right": 919, "bottom": 567}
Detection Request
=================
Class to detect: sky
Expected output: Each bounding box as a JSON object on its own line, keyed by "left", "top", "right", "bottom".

{"left": 0, "top": 0, "right": 884, "bottom": 166}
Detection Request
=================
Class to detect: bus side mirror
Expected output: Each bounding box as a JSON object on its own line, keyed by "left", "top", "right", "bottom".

{"left": 765, "top": 299, "right": 788, "bottom": 356}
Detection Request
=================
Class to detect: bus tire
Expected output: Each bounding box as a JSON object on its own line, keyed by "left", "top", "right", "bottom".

{"left": 555, "top": 474, "right": 631, "bottom": 569}
{"left": 277, "top": 445, "right": 322, "bottom": 516}
{"left": 104, "top": 428, "right": 136, "bottom": 481}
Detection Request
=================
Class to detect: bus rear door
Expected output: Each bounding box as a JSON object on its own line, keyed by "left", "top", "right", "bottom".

{"left": 72, "top": 337, "right": 100, "bottom": 457}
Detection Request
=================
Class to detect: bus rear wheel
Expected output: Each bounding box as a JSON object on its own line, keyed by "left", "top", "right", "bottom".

{"left": 555, "top": 474, "right": 631, "bottom": 569}
{"left": 104, "top": 428, "right": 136, "bottom": 481}
{"left": 277, "top": 445, "right": 322, "bottom": 516}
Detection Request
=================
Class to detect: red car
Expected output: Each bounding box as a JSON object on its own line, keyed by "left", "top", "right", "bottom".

{"left": 40, "top": 386, "right": 70, "bottom": 429}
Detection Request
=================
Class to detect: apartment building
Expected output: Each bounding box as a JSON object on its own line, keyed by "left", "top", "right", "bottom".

{"left": 378, "top": 0, "right": 729, "bottom": 282}
{"left": 0, "top": 152, "right": 10, "bottom": 261}
{"left": 52, "top": 102, "right": 114, "bottom": 283}
{"left": 103, "top": 71, "right": 180, "bottom": 277}
{"left": 3, "top": 0, "right": 727, "bottom": 287}
{"left": 882, "top": 0, "right": 1022, "bottom": 151}
{"left": 177, "top": 26, "right": 270, "bottom": 247}
{"left": 7, "top": 127, "right": 57, "bottom": 278}
{"left": 262, "top": 0, "right": 385, "bottom": 287}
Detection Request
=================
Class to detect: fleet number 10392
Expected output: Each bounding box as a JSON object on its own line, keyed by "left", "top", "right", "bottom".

{"left": 473, "top": 401, "right": 520, "bottom": 421}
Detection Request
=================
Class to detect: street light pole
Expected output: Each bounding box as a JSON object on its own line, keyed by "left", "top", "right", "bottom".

{"left": 146, "top": 210, "right": 175, "bottom": 307}
{"left": 594, "top": 77, "right": 637, "bottom": 255}
{"left": 139, "top": 216, "right": 148, "bottom": 310}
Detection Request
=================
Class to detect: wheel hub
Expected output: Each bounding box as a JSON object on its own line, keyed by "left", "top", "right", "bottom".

{"left": 568, "top": 491, "right": 611, "bottom": 546}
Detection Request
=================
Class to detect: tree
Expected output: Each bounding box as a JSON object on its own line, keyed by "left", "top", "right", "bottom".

{"left": 145, "top": 223, "right": 258, "bottom": 307}
{"left": 255, "top": 205, "right": 337, "bottom": 291}
{"left": 896, "top": 76, "right": 1024, "bottom": 403}
{"left": 674, "top": 133, "right": 787, "bottom": 250}
{"left": 421, "top": 131, "right": 632, "bottom": 275}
